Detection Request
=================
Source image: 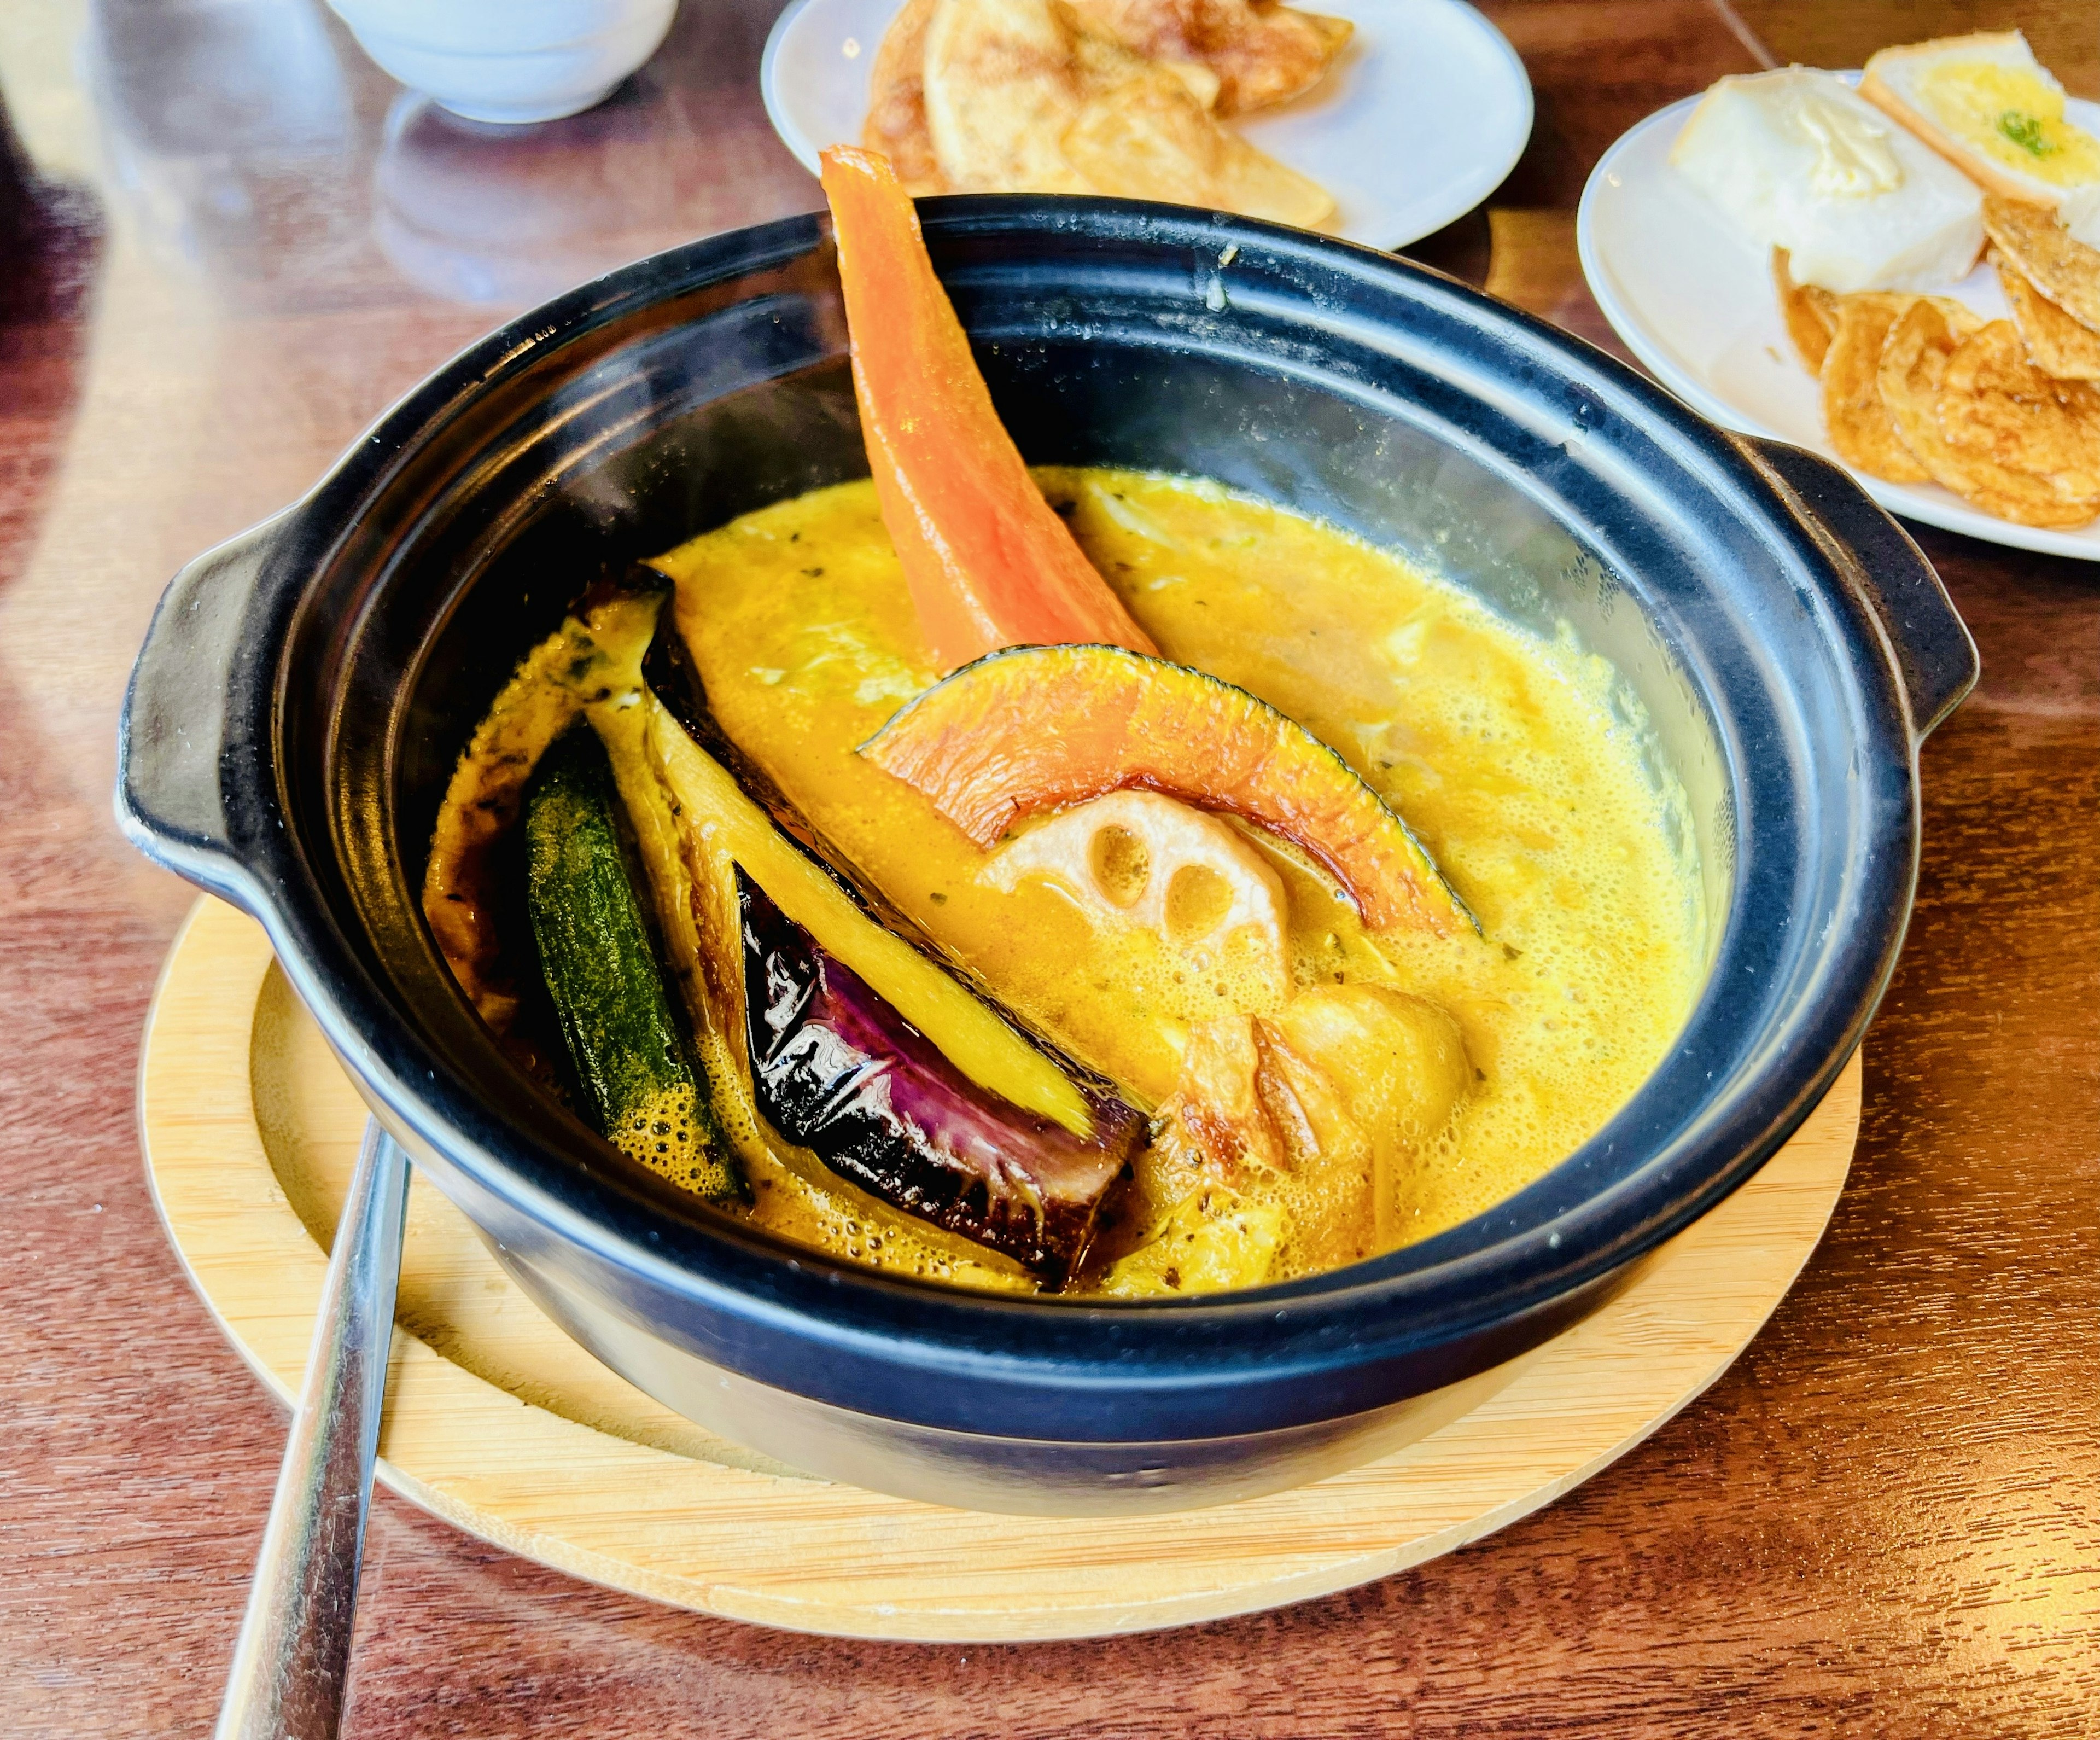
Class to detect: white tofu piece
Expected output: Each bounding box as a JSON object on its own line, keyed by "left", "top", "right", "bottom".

{"left": 1670, "top": 67, "right": 1984, "bottom": 292}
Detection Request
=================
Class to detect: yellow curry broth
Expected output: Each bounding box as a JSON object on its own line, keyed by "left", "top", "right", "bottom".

{"left": 654, "top": 468, "right": 1703, "bottom": 1280}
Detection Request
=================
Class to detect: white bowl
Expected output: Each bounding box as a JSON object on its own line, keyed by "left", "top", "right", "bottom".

{"left": 761, "top": 0, "right": 1532, "bottom": 251}
{"left": 326, "top": 0, "right": 678, "bottom": 125}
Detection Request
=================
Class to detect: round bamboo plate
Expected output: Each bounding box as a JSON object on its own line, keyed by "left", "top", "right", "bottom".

{"left": 141, "top": 896, "right": 1861, "bottom": 1642}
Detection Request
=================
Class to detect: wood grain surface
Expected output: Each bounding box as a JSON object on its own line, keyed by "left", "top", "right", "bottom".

{"left": 0, "top": 0, "right": 2093, "bottom": 1733}
{"left": 138, "top": 898, "right": 1862, "bottom": 1642}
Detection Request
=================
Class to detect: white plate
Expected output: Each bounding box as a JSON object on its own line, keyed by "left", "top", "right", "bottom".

{"left": 761, "top": 0, "right": 1532, "bottom": 251}
{"left": 1578, "top": 82, "right": 2100, "bottom": 561}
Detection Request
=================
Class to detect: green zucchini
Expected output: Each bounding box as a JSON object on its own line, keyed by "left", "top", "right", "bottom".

{"left": 525, "top": 721, "right": 740, "bottom": 1201}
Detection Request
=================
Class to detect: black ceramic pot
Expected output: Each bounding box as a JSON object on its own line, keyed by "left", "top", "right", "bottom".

{"left": 118, "top": 199, "right": 1974, "bottom": 1515}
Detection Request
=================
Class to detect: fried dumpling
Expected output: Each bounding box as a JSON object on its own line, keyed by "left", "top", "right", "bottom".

{"left": 862, "top": 0, "right": 948, "bottom": 193}
{"left": 1061, "top": 0, "right": 1350, "bottom": 114}
{"left": 922, "top": 0, "right": 1098, "bottom": 194}
{"left": 918, "top": 0, "right": 1335, "bottom": 226}
{"left": 1061, "top": 65, "right": 1335, "bottom": 227}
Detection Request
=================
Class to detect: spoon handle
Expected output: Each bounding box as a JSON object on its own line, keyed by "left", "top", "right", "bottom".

{"left": 215, "top": 1120, "right": 411, "bottom": 1740}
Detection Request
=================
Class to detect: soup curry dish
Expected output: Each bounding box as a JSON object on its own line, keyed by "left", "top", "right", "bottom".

{"left": 423, "top": 148, "right": 1704, "bottom": 1297}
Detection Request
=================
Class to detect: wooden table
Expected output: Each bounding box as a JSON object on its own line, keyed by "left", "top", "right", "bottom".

{"left": 1, "top": 0, "right": 2093, "bottom": 1732}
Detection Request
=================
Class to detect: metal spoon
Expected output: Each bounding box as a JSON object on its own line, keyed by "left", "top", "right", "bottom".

{"left": 215, "top": 1120, "right": 411, "bottom": 1740}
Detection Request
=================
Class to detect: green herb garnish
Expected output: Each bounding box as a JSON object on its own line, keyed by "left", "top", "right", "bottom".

{"left": 1998, "top": 110, "right": 2057, "bottom": 158}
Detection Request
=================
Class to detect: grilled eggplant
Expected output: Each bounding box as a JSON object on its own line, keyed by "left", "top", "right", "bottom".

{"left": 433, "top": 583, "right": 1150, "bottom": 1280}
{"left": 738, "top": 871, "right": 1145, "bottom": 1284}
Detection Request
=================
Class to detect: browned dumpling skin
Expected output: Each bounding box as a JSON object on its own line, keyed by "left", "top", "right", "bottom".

{"left": 862, "top": 0, "right": 949, "bottom": 194}
{"left": 1060, "top": 0, "right": 1351, "bottom": 115}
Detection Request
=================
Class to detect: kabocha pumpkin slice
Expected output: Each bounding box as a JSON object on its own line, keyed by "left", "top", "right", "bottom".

{"left": 861, "top": 643, "right": 1477, "bottom": 936}
{"left": 524, "top": 723, "right": 741, "bottom": 1201}
{"left": 819, "top": 145, "right": 1157, "bottom": 670}
{"left": 738, "top": 872, "right": 1146, "bottom": 1284}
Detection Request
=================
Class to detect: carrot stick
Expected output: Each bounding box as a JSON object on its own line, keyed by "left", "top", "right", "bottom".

{"left": 819, "top": 145, "right": 1158, "bottom": 671}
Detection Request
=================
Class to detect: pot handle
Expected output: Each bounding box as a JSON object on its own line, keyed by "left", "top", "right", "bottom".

{"left": 1740, "top": 437, "right": 1979, "bottom": 740}
{"left": 115, "top": 511, "right": 289, "bottom": 907}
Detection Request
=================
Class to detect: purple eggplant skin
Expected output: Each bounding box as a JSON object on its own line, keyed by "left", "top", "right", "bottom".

{"left": 737, "top": 871, "right": 1146, "bottom": 1287}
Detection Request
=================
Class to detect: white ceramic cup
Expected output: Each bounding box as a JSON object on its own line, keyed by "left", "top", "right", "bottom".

{"left": 325, "top": 0, "right": 678, "bottom": 125}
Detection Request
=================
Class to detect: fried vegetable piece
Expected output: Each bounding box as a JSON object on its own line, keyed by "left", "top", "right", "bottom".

{"left": 1983, "top": 194, "right": 2100, "bottom": 334}
{"left": 738, "top": 872, "right": 1145, "bottom": 1284}
{"left": 1062, "top": 0, "right": 1350, "bottom": 115}
{"left": 819, "top": 144, "right": 1159, "bottom": 671}
{"left": 1774, "top": 247, "right": 1840, "bottom": 374}
{"left": 1996, "top": 249, "right": 2100, "bottom": 380}
{"left": 1939, "top": 318, "right": 2100, "bottom": 497}
{"left": 1880, "top": 300, "right": 2100, "bottom": 527}
{"left": 1822, "top": 293, "right": 1935, "bottom": 482}
{"left": 526, "top": 723, "right": 740, "bottom": 1200}
{"left": 861, "top": 642, "right": 1476, "bottom": 935}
